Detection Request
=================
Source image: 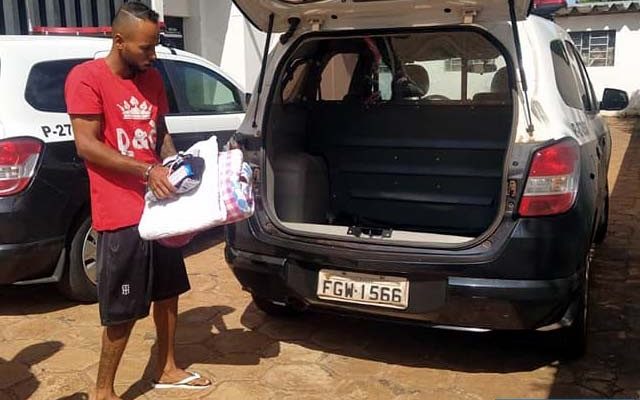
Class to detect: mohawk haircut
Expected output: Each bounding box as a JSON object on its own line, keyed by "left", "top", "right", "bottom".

{"left": 112, "top": 1, "right": 159, "bottom": 27}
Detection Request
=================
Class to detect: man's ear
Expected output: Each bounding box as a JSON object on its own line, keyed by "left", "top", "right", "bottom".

{"left": 114, "top": 33, "right": 125, "bottom": 50}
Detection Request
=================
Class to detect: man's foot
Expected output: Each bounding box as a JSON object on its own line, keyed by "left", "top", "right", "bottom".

{"left": 153, "top": 369, "right": 212, "bottom": 390}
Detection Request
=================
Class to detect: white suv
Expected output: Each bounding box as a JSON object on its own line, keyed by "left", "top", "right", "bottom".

{"left": 0, "top": 35, "right": 246, "bottom": 301}
{"left": 226, "top": 0, "right": 629, "bottom": 357}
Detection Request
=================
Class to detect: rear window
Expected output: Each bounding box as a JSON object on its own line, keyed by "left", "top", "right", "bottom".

{"left": 25, "top": 59, "right": 89, "bottom": 113}
{"left": 279, "top": 31, "right": 511, "bottom": 105}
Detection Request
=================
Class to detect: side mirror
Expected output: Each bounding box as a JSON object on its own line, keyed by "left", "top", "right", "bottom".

{"left": 245, "top": 92, "right": 252, "bottom": 106}
{"left": 600, "top": 88, "right": 629, "bottom": 111}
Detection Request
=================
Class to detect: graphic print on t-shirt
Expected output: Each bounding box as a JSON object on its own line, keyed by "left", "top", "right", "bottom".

{"left": 117, "top": 96, "right": 153, "bottom": 120}
{"left": 115, "top": 96, "right": 157, "bottom": 157}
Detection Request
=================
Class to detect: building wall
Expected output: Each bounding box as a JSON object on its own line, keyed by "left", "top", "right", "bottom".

{"left": 556, "top": 13, "right": 640, "bottom": 115}
{"left": 164, "top": 0, "right": 269, "bottom": 91}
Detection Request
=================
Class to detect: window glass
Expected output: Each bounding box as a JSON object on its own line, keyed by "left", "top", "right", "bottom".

{"left": 550, "top": 40, "right": 583, "bottom": 109}
{"left": 161, "top": 60, "right": 243, "bottom": 114}
{"left": 25, "top": 59, "right": 89, "bottom": 112}
{"left": 282, "top": 59, "right": 311, "bottom": 103}
{"left": 283, "top": 31, "right": 510, "bottom": 104}
{"left": 320, "top": 53, "right": 359, "bottom": 101}
{"left": 567, "top": 41, "right": 598, "bottom": 112}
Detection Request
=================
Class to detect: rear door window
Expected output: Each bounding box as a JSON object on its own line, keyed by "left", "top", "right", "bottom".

{"left": 282, "top": 59, "right": 312, "bottom": 103}
{"left": 294, "top": 31, "right": 509, "bottom": 105}
{"left": 550, "top": 40, "right": 584, "bottom": 110}
{"left": 25, "top": 59, "right": 89, "bottom": 112}
{"left": 320, "top": 53, "right": 359, "bottom": 101}
{"left": 566, "top": 41, "right": 598, "bottom": 112}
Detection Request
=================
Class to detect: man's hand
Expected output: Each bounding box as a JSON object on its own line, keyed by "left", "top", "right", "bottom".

{"left": 147, "top": 166, "right": 177, "bottom": 200}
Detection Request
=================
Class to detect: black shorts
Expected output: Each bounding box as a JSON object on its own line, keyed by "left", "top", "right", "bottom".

{"left": 96, "top": 225, "right": 191, "bottom": 326}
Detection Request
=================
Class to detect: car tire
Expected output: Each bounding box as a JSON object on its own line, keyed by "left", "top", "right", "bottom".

{"left": 556, "top": 251, "right": 591, "bottom": 360}
{"left": 252, "top": 295, "right": 303, "bottom": 317}
{"left": 58, "top": 217, "right": 98, "bottom": 303}
{"left": 593, "top": 185, "right": 609, "bottom": 244}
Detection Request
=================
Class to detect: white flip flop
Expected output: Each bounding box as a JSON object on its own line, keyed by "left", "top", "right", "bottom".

{"left": 152, "top": 371, "right": 212, "bottom": 390}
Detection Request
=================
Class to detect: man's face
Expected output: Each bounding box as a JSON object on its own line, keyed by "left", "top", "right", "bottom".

{"left": 116, "top": 19, "right": 159, "bottom": 73}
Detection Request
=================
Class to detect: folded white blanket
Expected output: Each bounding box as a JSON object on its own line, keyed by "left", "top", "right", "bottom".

{"left": 138, "top": 135, "right": 227, "bottom": 240}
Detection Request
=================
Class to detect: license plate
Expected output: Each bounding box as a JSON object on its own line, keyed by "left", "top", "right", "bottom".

{"left": 316, "top": 269, "right": 409, "bottom": 309}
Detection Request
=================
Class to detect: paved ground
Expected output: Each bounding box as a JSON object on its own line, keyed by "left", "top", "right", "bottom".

{"left": 1, "top": 118, "right": 639, "bottom": 400}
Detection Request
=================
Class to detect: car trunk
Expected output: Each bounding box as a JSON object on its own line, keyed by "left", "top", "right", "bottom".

{"left": 265, "top": 30, "right": 515, "bottom": 244}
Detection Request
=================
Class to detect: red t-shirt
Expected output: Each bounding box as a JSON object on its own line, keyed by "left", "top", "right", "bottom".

{"left": 65, "top": 59, "right": 169, "bottom": 231}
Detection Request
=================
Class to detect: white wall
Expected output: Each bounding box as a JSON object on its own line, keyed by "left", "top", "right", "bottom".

{"left": 162, "top": 0, "right": 270, "bottom": 91}
{"left": 220, "top": 5, "right": 269, "bottom": 91}
{"left": 556, "top": 13, "right": 640, "bottom": 115}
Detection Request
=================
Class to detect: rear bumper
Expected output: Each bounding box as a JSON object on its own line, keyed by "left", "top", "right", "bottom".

{"left": 225, "top": 180, "right": 594, "bottom": 331}
{"left": 226, "top": 246, "right": 580, "bottom": 331}
{"left": 0, "top": 238, "right": 65, "bottom": 284}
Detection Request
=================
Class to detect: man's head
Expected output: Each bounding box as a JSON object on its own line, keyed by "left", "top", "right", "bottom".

{"left": 111, "top": 2, "right": 160, "bottom": 73}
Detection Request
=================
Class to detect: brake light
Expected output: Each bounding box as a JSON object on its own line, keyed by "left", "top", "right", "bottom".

{"left": 533, "top": 0, "right": 567, "bottom": 8}
{"left": 531, "top": 0, "right": 567, "bottom": 17}
{"left": 0, "top": 138, "right": 43, "bottom": 196}
{"left": 519, "top": 140, "right": 580, "bottom": 217}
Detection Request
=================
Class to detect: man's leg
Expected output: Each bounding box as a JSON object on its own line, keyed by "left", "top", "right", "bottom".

{"left": 152, "top": 296, "right": 210, "bottom": 385}
{"left": 152, "top": 296, "right": 179, "bottom": 378}
{"left": 93, "top": 321, "right": 135, "bottom": 400}
{"left": 93, "top": 227, "right": 152, "bottom": 399}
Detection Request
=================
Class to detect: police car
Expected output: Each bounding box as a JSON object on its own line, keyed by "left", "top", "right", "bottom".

{"left": 0, "top": 30, "right": 246, "bottom": 302}
{"left": 226, "top": 0, "right": 629, "bottom": 357}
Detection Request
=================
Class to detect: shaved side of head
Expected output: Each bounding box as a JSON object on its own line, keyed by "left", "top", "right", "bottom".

{"left": 112, "top": 2, "right": 159, "bottom": 37}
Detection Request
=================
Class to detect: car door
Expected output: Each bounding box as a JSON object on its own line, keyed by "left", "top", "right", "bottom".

{"left": 155, "top": 54, "right": 246, "bottom": 151}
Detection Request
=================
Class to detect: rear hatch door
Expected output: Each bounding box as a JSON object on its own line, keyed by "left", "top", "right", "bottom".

{"left": 233, "top": 0, "right": 532, "bottom": 32}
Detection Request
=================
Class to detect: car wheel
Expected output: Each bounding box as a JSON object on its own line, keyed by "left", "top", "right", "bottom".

{"left": 556, "top": 251, "right": 591, "bottom": 359}
{"left": 252, "top": 295, "right": 304, "bottom": 317}
{"left": 593, "top": 185, "right": 609, "bottom": 244}
{"left": 58, "top": 216, "right": 98, "bottom": 303}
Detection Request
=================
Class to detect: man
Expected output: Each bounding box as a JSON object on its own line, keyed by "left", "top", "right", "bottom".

{"left": 64, "top": 3, "right": 210, "bottom": 399}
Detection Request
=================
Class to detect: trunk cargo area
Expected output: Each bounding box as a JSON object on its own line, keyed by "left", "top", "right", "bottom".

{"left": 265, "top": 31, "right": 515, "bottom": 242}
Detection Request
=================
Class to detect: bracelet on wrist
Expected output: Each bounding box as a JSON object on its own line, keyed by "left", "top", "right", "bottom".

{"left": 143, "top": 163, "right": 156, "bottom": 182}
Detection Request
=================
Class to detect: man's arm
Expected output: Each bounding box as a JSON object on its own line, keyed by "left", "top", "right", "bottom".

{"left": 71, "top": 115, "right": 176, "bottom": 199}
{"left": 157, "top": 117, "right": 178, "bottom": 160}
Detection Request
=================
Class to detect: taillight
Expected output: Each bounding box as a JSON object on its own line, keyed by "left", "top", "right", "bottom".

{"left": 0, "top": 138, "right": 43, "bottom": 196}
{"left": 519, "top": 140, "right": 580, "bottom": 217}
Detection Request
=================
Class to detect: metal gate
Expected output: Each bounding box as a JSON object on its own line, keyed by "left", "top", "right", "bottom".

{"left": 1, "top": 0, "right": 152, "bottom": 35}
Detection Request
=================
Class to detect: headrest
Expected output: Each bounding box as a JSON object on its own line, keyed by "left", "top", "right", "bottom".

{"left": 491, "top": 67, "right": 509, "bottom": 93}
{"left": 404, "top": 63, "right": 430, "bottom": 94}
